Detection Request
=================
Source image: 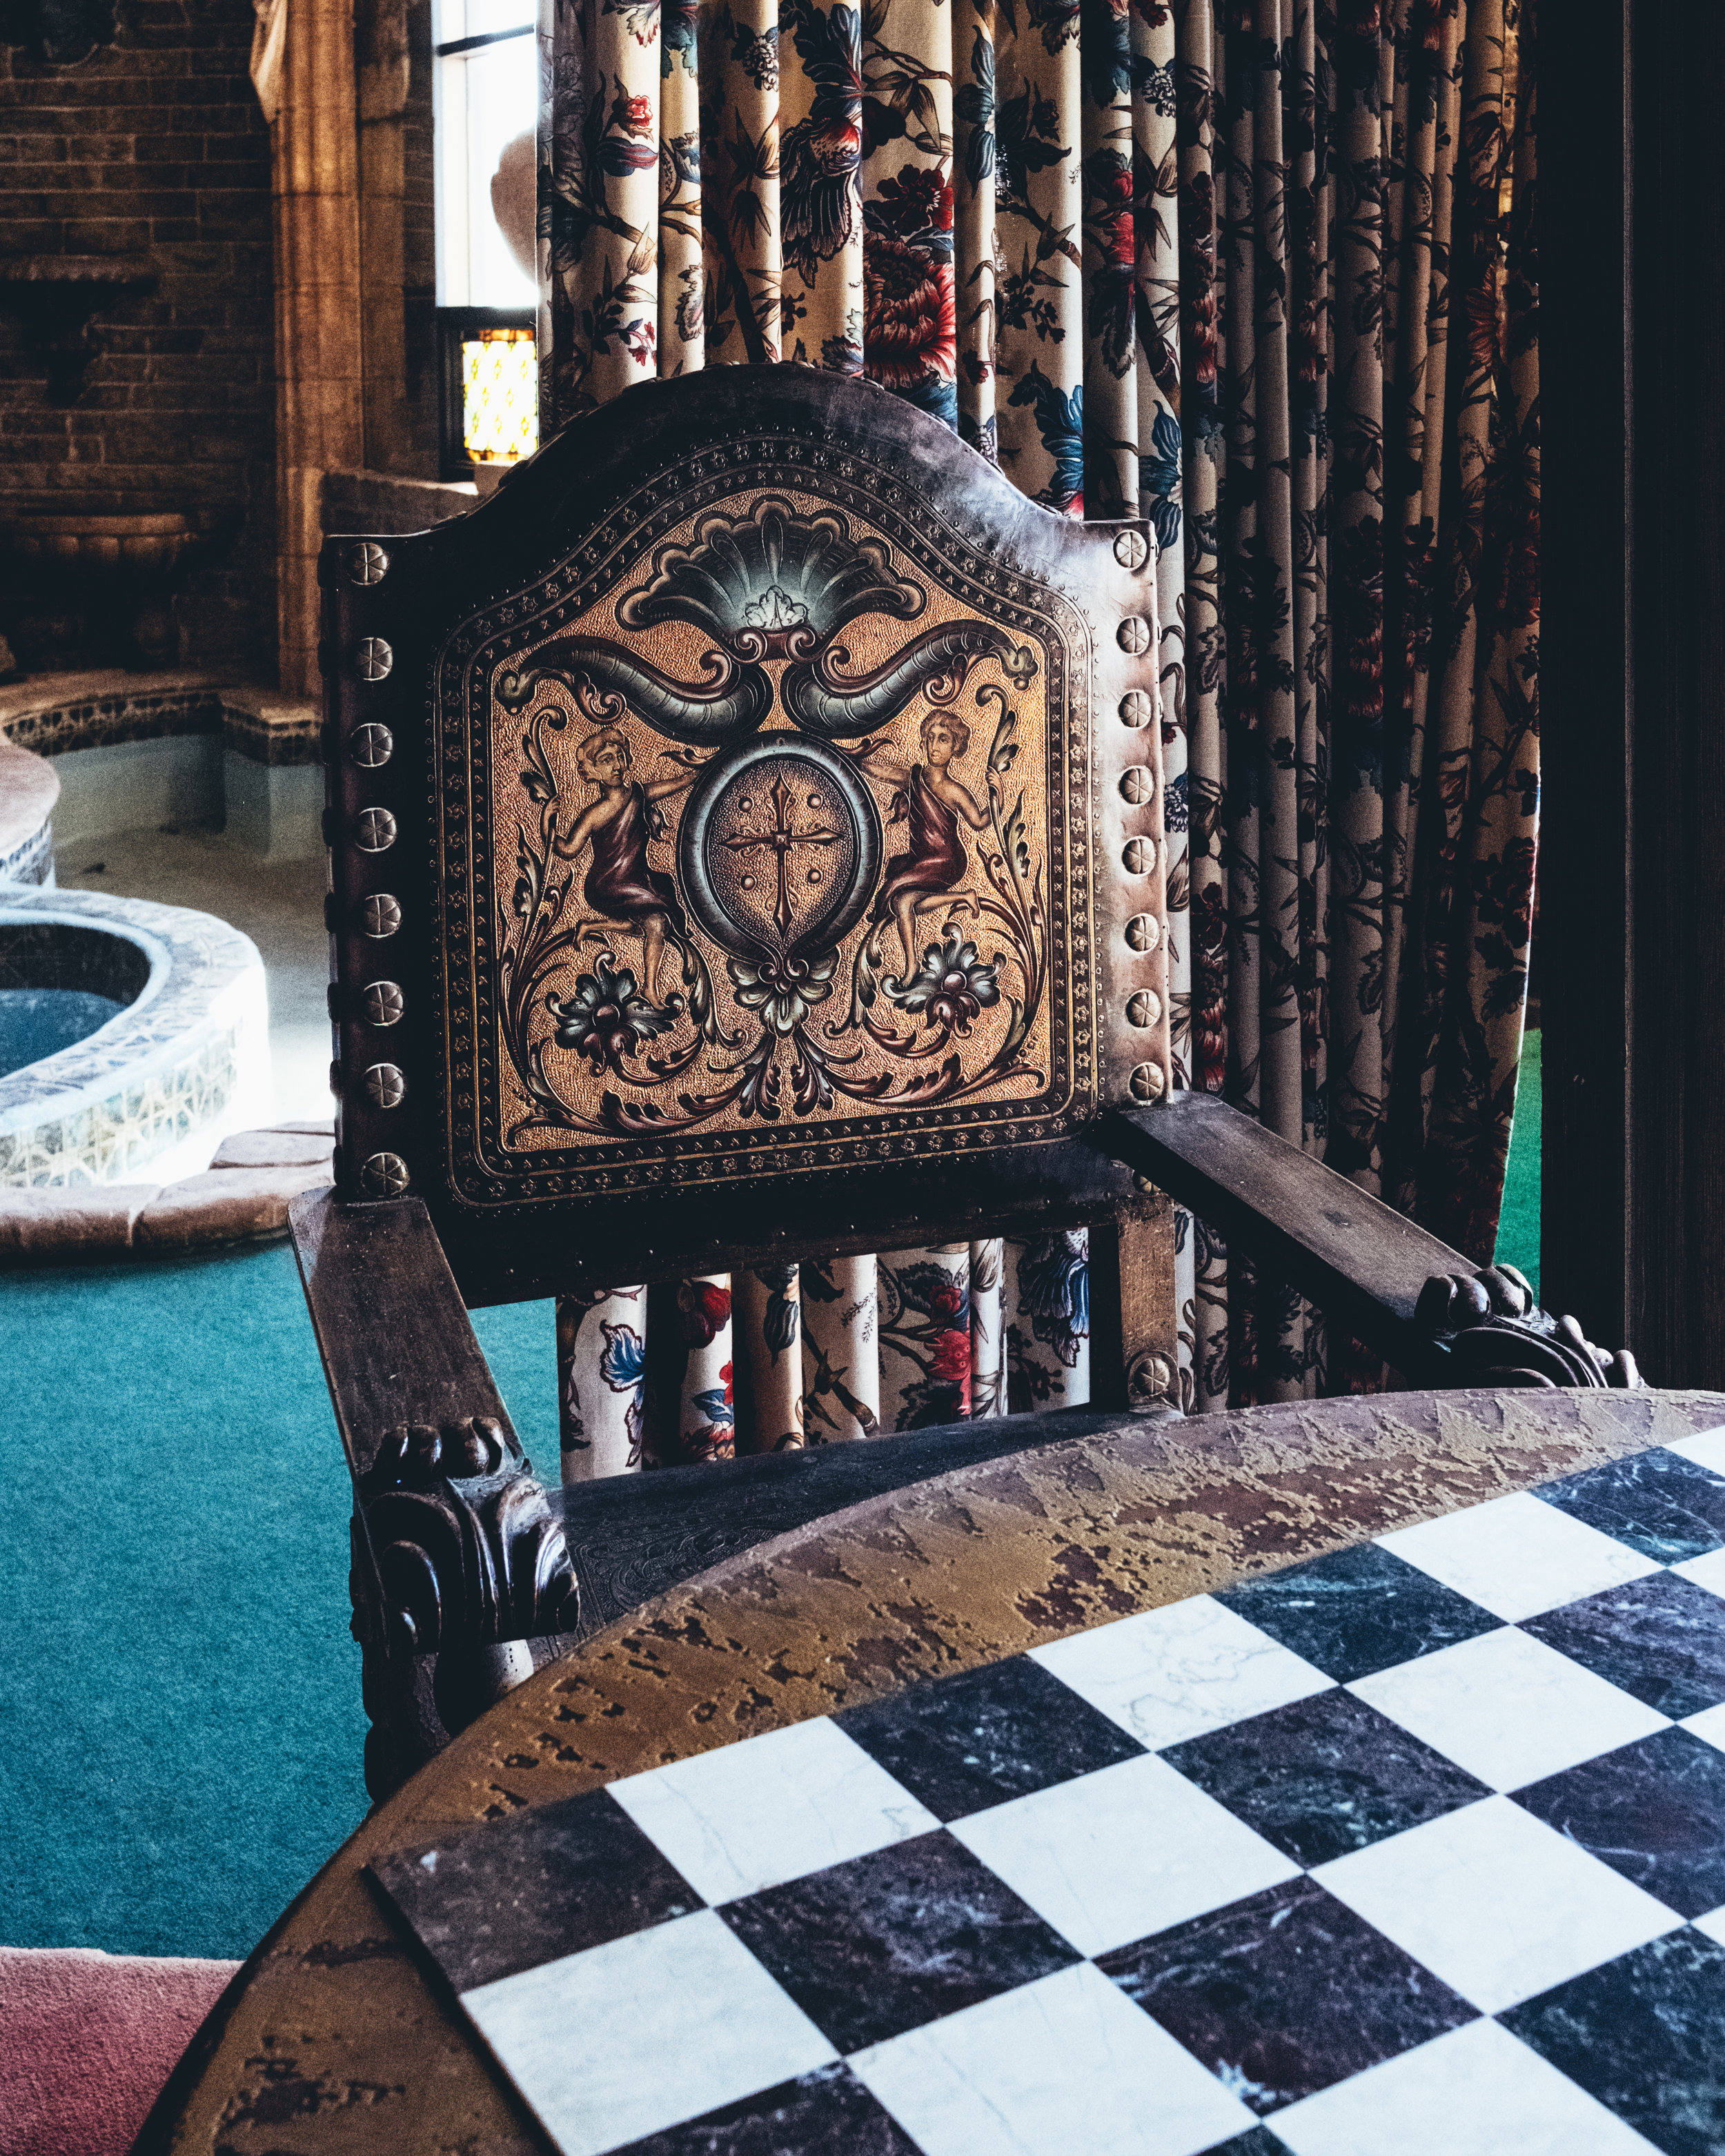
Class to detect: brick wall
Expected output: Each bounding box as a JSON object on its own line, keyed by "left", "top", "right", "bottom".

{"left": 0, "top": 0, "right": 275, "bottom": 677}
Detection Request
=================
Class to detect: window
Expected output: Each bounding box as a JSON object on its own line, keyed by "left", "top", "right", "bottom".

{"left": 433, "top": 0, "right": 538, "bottom": 475}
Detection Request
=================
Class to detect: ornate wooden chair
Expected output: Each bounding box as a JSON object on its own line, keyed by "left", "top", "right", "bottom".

{"left": 296, "top": 366, "right": 1631, "bottom": 1797}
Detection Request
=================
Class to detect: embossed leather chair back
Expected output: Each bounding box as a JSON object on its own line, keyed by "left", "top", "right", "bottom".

{"left": 320, "top": 367, "right": 1172, "bottom": 1309}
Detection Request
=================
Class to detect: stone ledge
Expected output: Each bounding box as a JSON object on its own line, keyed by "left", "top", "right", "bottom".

{"left": 0, "top": 669, "right": 319, "bottom": 768}
{"left": 0, "top": 1122, "right": 336, "bottom": 1265}
{"left": 0, "top": 735, "right": 57, "bottom": 885}
{"left": 210, "top": 1127, "right": 335, "bottom": 1170}
{"left": 322, "top": 468, "right": 477, "bottom": 537}
{"left": 0, "top": 1182, "right": 162, "bottom": 1257}
{"left": 135, "top": 1163, "right": 333, "bottom": 1250}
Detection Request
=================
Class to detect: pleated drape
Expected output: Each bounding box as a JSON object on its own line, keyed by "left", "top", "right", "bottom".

{"left": 538, "top": 0, "right": 1538, "bottom": 1450}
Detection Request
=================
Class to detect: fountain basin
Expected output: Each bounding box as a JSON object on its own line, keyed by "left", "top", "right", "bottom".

{"left": 0, "top": 889, "right": 270, "bottom": 1187}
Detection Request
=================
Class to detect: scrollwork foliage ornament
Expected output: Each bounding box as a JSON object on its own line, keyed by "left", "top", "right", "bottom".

{"left": 461, "top": 466, "right": 1083, "bottom": 1192}
{"left": 615, "top": 495, "right": 926, "bottom": 646}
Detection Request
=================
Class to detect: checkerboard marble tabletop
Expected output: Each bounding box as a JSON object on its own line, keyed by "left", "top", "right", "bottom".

{"left": 370, "top": 1432, "right": 1725, "bottom": 2156}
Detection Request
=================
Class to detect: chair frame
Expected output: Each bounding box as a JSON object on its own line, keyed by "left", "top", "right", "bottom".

{"left": 295, "top": 364, "right": 1628, "bottom": 1798}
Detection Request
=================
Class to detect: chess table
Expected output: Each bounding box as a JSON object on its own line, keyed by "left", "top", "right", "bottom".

{"left": 140, "top": 1389, "right": 1725, "bottom": 2156}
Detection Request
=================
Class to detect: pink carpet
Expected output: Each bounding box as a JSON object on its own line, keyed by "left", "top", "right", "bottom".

{"left": 0, "top": 1947, "right": 238, "bottom": 2156}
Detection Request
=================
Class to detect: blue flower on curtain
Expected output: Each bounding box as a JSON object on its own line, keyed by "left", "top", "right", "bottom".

{"left": 956, "top": 28, "right": 994, "bottom": 188}
{"left": 1138, "top": 406, "right": 1181, "bottom": 550}
{"left": 1016, "top": 1232, "right": 1090, "bottom": 1369}
{"left": 1007, "top": 366, "right": 1084, "bottom": 513}
{"left": 750, "top": 1263, "right": 802, "bottom": 1357}
{"left": 661, "top": 0, "right": 696, "bottom": 74}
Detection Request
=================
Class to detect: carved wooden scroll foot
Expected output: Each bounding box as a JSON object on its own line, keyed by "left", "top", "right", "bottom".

{"left": 1415, "top": 1265, "right": 1644, "bottom": 1389}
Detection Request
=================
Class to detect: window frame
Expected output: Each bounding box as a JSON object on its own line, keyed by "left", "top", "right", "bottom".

{"left": 431, "top": 1, "right": 538, "bottom": 478}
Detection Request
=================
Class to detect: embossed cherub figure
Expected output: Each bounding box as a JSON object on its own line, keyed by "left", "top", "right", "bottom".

{"left": 865, "top": 709, "right": 1000, "bottom": 978}
{"left": 553, "top": 727, "right": 703, "bottom": 1002}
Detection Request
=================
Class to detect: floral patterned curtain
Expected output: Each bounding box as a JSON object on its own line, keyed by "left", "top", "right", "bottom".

{"left": 538, "top": 0, "right": 1538, "bottom": 1444}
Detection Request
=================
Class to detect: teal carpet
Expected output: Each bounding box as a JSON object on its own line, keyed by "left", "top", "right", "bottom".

{"left": 1, "top": 1043, "right": 1541, "bottom": 1959}
{"left": 0, "top": 1244, "right": 558, "bottom": 1959}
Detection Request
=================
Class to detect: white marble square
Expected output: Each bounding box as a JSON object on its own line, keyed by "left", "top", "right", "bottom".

{"left": 949, "top": 1751, "right": 1299, "bottom": 1959}
{"left": 462, "top": 1908, "right": 834, "bottom": 2156}
{"left": 607, "top": 1717, "right": 937, "bottom": 1904}
{"left": 1681, "top": 1700, "right": 1725, "bottom": 1752}
{"left": 1270, "top": 2017, "right": 1660, "bottom": 2156}
{"left": 851, "top": 1959, "right": 1256, "bottom": 2156}
{"left": 1314, "top": 1796, "right": 1680, "bottom": 2014}
{"left": 1692, "top": 1905, "right": 1725, "bottom": 1948}
{"left": 1029, "top": 1594, "right": 1334, "bottom": 1752}
{"left": 1664, "top": 1428, "right": 1725, "bottom": 1473}
{"left": 1671, "top": 1547, "right": 1725, "bottom": 1598}
{"left": 1376, "top": 1491, "right": 1660, "bottom": 1624}
{"left": 1349, "top": 1625, "right": 1668, "bottom": 1790}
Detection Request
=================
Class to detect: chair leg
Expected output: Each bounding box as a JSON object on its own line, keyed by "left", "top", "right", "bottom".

{"left": 1089, "top": 1194, "right": 1181, "bottom": 1413}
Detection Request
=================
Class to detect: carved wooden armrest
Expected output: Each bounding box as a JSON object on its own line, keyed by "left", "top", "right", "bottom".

{"left": 290, "top": 1189, "right": 580, "bottom": 1794}
{"left": 1098, "top": 1098, "right": 1639, "bottom": 1390}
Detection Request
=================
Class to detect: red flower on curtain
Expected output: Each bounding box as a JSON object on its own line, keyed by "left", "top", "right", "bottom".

{"left": 929, "top": 1327, "right": 970, "bottom": 1388}
{"left": 680, "top": 1279, "right": 731, "bottom": 1347}
{"left": 863, "top": 232, "right": 956, "bottom": 389}
{"left": 872, "top": 164, "right": 954, "bottom": 239}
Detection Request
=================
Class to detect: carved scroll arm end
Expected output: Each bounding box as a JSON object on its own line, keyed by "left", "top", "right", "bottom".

{"left": 357, "top": 1416, "right": 581, "bottom": 1662}
{"left": 1416, "top": 1264, "right": 1644, "bottom": 1390}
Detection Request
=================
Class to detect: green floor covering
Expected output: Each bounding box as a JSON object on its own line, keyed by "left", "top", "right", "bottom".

{"left": 1, "top": 1246, "right": 558, "bottom": 1959}
{"left": 1493, "top": 1027, "right": 1541, "bottom": 1299}
{"left": 1, "top": 1044, "right": 1541, "bottom": 1959}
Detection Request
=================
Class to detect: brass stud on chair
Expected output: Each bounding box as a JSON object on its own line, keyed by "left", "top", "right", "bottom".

{"left": 361, "top": 1151, "right": 410, "bottom": 1198}
{"left": 1113, "top": 528, "right": 1149, "bottom": 571}
{"left": 1119, "top": 765, "right": 1155, "bottom": 805}
{"left": 360, "top": 893, "right": 402, "bottom": 938}
{"left": 1125, "top": 911, "right": 1161, "bottom": 952}
{"left": 346, "top": 541, "right": 389, "bottom": 586}
{"left": 1130, "top": 1059, "right": 1167, "bottom": 1100}
{"left": 364, "top": 980, "right": 405, "bottom": 1027}
{"left": 1118, "top": 690, "right": 1154, "bottom": 729}
{"left": 354, "top": 636, "right": 394, "bottom": 682}
{"left": 355, "top": 807, "right": 397, "bottom": 853}
{"left": 1123, "top": 835, "right": 1158, "bottom": 876}
{"left": 1128, "top": 1349, "right": 1174, "bottom": 1404}
{"left": 351, "top": 722, "right": 394, "bottom": 769}
{"left": 1117, "top": 617, "right": 1152, "bottom": 655}
{"left": 365, "top": 1062, "right": 406, "bottom": 1109}
{"left": 1127, "top": 989, "right": 1163, "bottom": 1029}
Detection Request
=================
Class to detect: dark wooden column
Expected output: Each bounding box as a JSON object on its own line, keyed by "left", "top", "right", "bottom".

{"left": 1543, "top": 0, "right": 1725, "bottom": 1385}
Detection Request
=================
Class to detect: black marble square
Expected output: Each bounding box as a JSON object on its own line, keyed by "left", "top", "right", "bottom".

{"left": 1534, "top": 1448, "right": 1725, "bottom": 1563}
{"left": 1520, "top": 1570, "right": 1725, "bottom": 1719}
{"left": 1161, "top": 1688, "right": 1490, "bottom": 1867}
{"left": 837, "top": 1652, "right": 1145, "bottom": 1821}
{"left": 1512, "top": 1728, "right": 1725, "bottom": 1919}
{"left": 1097, "top": 1876, "right": 1475, "bottom": 2115}
{"left": 610, "top": 2064, "right": 920, "bottom": 2155}
{"left": 369, "top": 1788, "right": 702, "bottom": 1992}
{"left": 1214, "top": 1542, "right": 1500, "bottom": 1683}
{"left": 1199, "top": 2133, "right": 1294, "bottom": 2156}
{"left": 719, "top": 1829, "right": 1079, "bottom": 2054}
{"left": 1501, "top": 1929, "right": 1725, "bottom": 2156}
